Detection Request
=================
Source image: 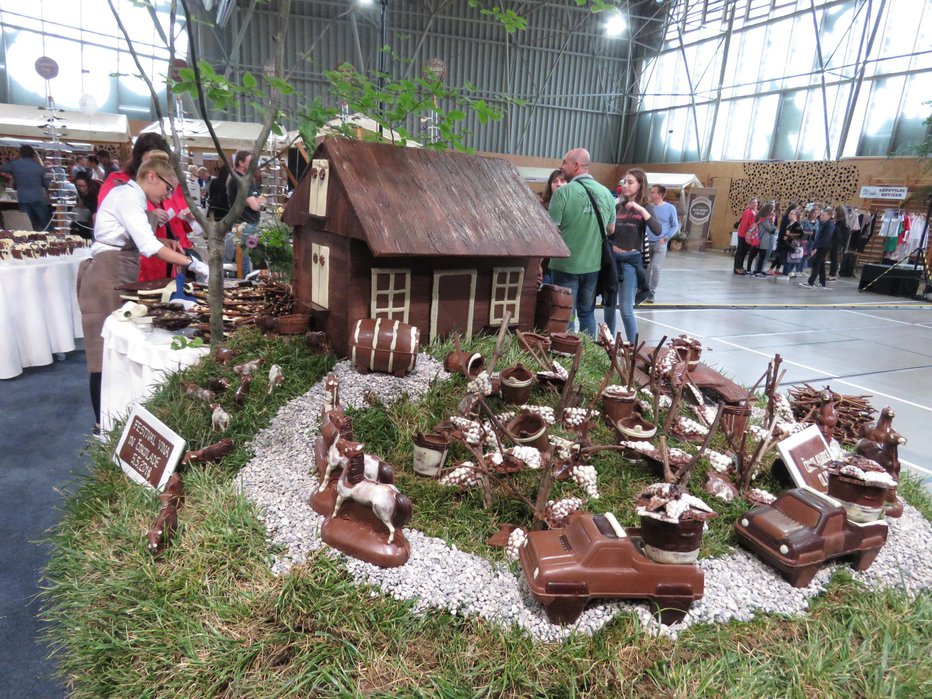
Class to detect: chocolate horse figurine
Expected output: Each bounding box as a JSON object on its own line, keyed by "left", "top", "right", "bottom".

{"left": 147, "top": 473, "right": 184, "bottom": 555}
{"left": 332, "top": 444, "right": 412, "bottom": 544}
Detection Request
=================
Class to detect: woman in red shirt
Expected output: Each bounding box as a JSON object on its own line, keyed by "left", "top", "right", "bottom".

{"left": 99, "top": 133, "right": 194, "bottom": 281}
{"left": 733, "top": 197, "right": 759, "bottom": 275}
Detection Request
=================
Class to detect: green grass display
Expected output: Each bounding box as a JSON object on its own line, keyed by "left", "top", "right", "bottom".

{"left": 41, "top": 330, "right": 932, "bottom": 698}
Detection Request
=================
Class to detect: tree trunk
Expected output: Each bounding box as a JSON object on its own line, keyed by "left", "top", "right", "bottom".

{"left": 204, "top": 219, "right": 226, "bottom": 345}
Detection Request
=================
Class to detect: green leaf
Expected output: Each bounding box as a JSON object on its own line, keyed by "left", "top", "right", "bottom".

{"left": 242, "top": 71, "right": 257, "bottom": 89}
{"left": 447, "top": 109, "right": 466, "bottom": 122}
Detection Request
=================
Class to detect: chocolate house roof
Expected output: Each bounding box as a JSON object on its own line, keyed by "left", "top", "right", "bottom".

{"left": 284, "top": 137, "right": 570, "bottom": 259}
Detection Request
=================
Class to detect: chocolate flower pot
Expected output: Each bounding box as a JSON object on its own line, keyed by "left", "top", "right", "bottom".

{"left": 828, "top": 474, "right": 889, "bottom": 523}
{"left": 500, "top": 364, "right": 534, "bottom": 405}
{"left": 601, "top": 387, "right": 637, "bottom": 426}
{"left": 412, "top": 432, "right": 451, "bottom": 478}
{"left": 720, "top": 404, "right": 752, "bottom": 441}
{"left": 443, "top": 351, "right": 485, "bottom": 379}
{"left": 506, "top": 412, "right": 549, "bottom": 451}
{"left": 549, "top": 332, "right": 581, "bottom": 357}
{"left": 640, "top": 516, "right": 704, "bottom": 564}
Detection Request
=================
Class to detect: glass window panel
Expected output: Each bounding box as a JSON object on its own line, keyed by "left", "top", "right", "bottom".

{"left": 632, "top": 112, "right": 651, "bottom": 163}
{"left": 891, "top": 73, "right": 931, "bottom": 154}
{"left": 859, "top": 76, "right": 905, "bottom": 156}
{"left": 749, "top": 94, "right": 780, "bottom": 159}
{"left": 664, "top": 108, "right": 688, "bottom": 161}
{"left": 773, "top": 90, "right": 805, "bottom": 159}
{"left": 723, "top": 98, "right": 754, "bottom": 159}
{"left": 820, "top": 1, "right": 858, "bottom": 70}
{"left": 647, "top": 112, "right": 668, "bottom": 162}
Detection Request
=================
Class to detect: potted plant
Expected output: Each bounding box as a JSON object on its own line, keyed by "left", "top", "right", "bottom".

{"left": 635, "top": 483, "right": 716, "bottom": 564}
{"left": 669, "top": 230, "right": 689, "bottom": 251}
{"left": 247, "top": 217, "right": 294, "bottom": 280}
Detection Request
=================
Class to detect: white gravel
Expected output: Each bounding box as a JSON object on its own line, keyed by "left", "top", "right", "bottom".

{"left": 235, "top": 358, "right": 932, "bottom": 641}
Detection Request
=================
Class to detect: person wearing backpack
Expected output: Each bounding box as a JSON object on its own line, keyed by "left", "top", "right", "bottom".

{"left": 745, "top": 203, "right": 775, "bottom": 278}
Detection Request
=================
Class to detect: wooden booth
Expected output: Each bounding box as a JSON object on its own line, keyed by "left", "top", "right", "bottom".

{"left": 284, "top": 138, "right": 570, "bottom": 356}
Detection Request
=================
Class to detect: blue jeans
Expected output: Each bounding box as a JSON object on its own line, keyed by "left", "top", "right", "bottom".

{"left": 550, "top": 269, "right": 599, "bottom": 337}
{"left": 20, "top": 201, "right": 51, "bottom": 232}
{"left": 604, "top": 251, "right": 642, "bottom": 343}
{"left": 224, "top": 223, "right": 255, "bottom": 276}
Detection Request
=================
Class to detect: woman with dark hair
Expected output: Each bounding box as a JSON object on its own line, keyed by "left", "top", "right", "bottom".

{"left": 606, "top": 168, "right": 660, "bottom": 342}
{"left": 207, "top": 164, "right": 231, "bottom": 220}
{"left": 540, "top": 169, "right": 566, "bottom": 209}
{"left": 77, "top": 152, "right": 209, "bottom": 434}
{"left": 769, "top": 204, "right": 798, "bottom": 276}
{"left": 98, "top": 132, "right": 170, "bottom": 204}
{"left": 72, "top": 172, "right": 101, "bottom": 239}
{"left": 538, "top": 169, "right": 566, "bottom": 284}
{"left": 746, "top": 202, "right": 776, "bottom": 277}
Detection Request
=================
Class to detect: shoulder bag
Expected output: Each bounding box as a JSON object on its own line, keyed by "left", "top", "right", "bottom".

{"left": 578, "top": 181, "right": 618, "bottom": 303}
{"left": 745, "top": 222, "right": 761, "bottom": 247}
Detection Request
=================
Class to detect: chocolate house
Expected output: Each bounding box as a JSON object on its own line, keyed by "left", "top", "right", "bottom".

{"left": 283, "top": 138, "right": 569, "bottom": 356}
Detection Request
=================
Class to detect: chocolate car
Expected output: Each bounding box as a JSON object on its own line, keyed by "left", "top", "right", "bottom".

{"left": 519, "top": 512, "right": 704, "bottom": 625}
{"left": 734, "top": 487, "right": 888, "bottom": 587}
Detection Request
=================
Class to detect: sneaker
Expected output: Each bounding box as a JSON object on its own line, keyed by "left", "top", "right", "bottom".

{"left": 799, "top": 282, "right": 815, "bottom": 289}
{"left": 789, "top": 272, "right": 797, "bottom": 278}
{"left": 826, "top": 276, "right": 837, "bottom": 281}
{"left": 733, "top": 269, "right": 747, "bottom": 275}
{"left": 642, "top": 296, "right": 655, "bottom": 304}
{"left": 754, "top": 272, "right": 767, "bottom": 278}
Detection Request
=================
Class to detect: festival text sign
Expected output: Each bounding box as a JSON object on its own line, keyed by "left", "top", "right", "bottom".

{"left": 775, "top": 424, "right": 832, "bottom": 493}
{"left": 114, "top": 405, "right": 186, "bottom": 491}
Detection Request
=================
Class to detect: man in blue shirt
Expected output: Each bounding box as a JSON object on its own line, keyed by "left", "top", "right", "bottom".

{"left": 0, "top": 145, "right": 51, "bottom": 231}
{"left": 645, "top": 184, "right": 679, "bottom": 303}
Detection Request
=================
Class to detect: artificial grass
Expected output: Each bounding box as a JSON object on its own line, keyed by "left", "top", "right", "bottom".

{"left": 41, "top": 329, "right": 932, "bottom": 698}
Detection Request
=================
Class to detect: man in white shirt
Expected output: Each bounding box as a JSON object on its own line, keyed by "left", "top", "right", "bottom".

{"left": 645, "top": 184, "right": 680, "bottom": 303}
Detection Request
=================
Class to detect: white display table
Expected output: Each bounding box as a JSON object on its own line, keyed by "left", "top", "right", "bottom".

{"left": 100, "top": 315, "right": 208, "bottom": 433}
{"left": 0, "top": 249, "right": 91, "bottom": 380}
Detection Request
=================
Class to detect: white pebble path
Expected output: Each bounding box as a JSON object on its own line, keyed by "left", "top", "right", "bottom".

{"left": 235, "top": 357, "right": 932, "bottom": 641}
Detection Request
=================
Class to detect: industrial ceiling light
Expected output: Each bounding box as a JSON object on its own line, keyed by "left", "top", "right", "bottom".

{"left": 604, "top": 10, "right": 626, "bottom": 38}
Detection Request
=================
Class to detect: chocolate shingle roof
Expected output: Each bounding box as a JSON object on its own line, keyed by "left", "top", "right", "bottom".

{"left": 285, "top": 138, "right": 569, "bottom": 259}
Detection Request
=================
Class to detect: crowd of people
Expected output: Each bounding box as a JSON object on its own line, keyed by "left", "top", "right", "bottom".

{"left": 542, "top": 148, "right": 680, "bottom": 345}
{"left": 733, "top": 197, "right": 855, "bottom": 288}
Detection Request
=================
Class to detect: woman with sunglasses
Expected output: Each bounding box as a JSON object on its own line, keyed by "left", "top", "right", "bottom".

{"left": 77, "top": 151, "right": 209, "bottom": 435}
{"left": 100, "top": 134, "right": 197, "bottom": 281}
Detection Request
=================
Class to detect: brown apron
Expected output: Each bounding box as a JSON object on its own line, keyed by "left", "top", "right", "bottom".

{"left": 77, "top": 241, "right": 140, "bottom": 373}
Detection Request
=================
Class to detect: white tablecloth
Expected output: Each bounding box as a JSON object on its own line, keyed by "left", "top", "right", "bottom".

{"left": 0, "top": 249, "right": 91, "bottom": 380}
{"left": 100, "top": 315, "right": 208, "bottom": 432}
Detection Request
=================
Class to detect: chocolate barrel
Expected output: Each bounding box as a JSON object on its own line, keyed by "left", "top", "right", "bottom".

{"left": 350, "top": 318, "right": 420, "bottom": 377}
{"left": 534, "top": 284, "right": 573, "bottom": 334}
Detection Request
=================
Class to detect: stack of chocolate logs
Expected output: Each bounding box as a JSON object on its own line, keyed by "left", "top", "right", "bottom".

{"left": 788, "top": 384, "right": 877, "bottom": 445}
{"left": 189, "top": 279, "right": 295, "bottom": 341}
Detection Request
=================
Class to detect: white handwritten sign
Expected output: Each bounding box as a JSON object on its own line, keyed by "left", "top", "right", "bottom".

{"left": 859, "top": 186, "right": 908, "bottom": 201}
{"left": 114, "top": 405, "right": 186, "bottom": 491}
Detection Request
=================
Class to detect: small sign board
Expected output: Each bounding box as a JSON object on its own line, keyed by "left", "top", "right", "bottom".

{"left": 859, "top": 185, "right": 908, "bottom": 201}
{"left": 775, "top": 424, "right": 832, "bottom": 493}
{"left": 34, "top": 56, "right": 59, "bottom": 80}
{"left": 114, "top": 405, "right": 186, "bottom": 491}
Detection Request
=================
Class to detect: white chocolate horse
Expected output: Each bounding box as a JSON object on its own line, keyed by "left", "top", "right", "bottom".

{"left": 331, "top": 444, "right": 411, "bottom": 544}
{"left": 319, "top": 429, "right": 394, "bottom": 492}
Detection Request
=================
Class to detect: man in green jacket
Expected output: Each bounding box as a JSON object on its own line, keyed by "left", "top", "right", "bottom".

{"left": 548, "top": 148, "right": 615, "bottom": 336}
